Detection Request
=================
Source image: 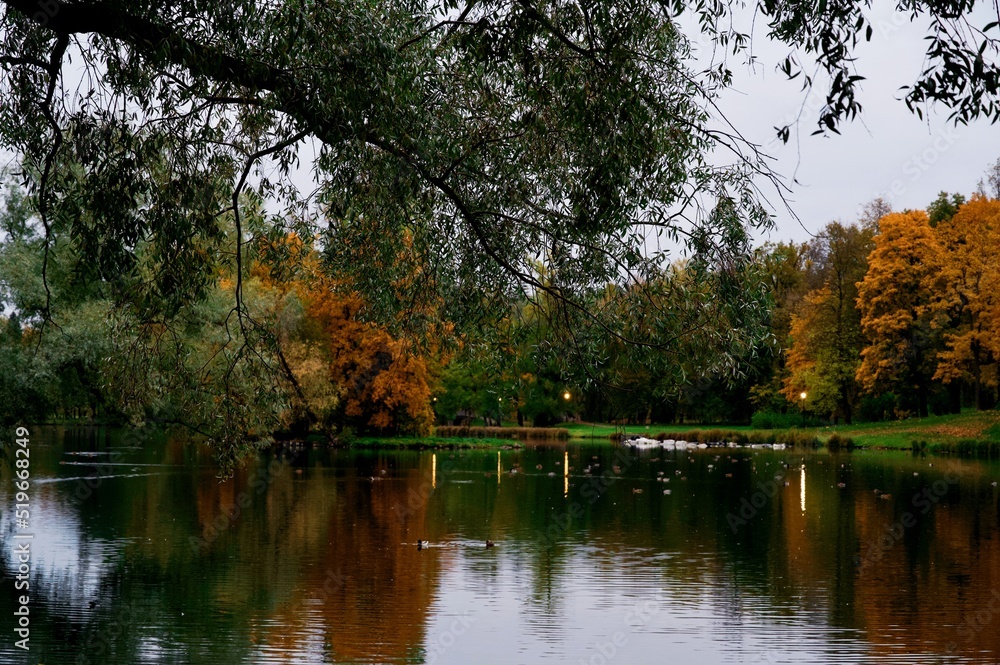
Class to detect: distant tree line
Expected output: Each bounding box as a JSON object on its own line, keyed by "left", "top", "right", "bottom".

{"left": 435, "top": 160, "right": 1000, "bottom": 427}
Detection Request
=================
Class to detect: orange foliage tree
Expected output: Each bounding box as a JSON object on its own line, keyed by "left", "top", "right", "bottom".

{"left": 856, "top": 211, "right": 943, "bottom": 417}
{"left": 252, "top": 233, "right": 437, "bottom": 437}
{"left": 303, "top": 282, "right": 435, "bottom": 435}
{"left": 931, "top": 195, "right": 1000, "bottom": 409}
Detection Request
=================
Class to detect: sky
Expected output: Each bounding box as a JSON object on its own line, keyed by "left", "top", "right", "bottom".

{"left": 701, "top": 4, "right": 1000, "bottom": 245}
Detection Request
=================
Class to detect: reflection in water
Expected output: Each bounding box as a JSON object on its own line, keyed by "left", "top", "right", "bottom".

{"left": 563, "top": 450, "right": 569, "bottom": 497}
{"left": 801, "top": 464, "right": 807, "bottom": 512}
{"left": 1, "top": 429, "right": 1000, "bottom": 664}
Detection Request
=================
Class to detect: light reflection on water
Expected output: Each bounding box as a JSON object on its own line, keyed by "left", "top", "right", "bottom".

{"left": 1, "top": 427, "right": 999, "bottom": 664}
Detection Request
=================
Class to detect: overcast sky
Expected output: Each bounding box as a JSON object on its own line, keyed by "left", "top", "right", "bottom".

{"left": 704, "top": 4, "right": 999, "bottom": 245}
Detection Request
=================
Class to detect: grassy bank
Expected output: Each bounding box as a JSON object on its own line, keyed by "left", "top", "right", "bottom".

{"left": 558, "top": 410, "right": 1000, "bottom": 454}
{"left": 818, "top": 410, "right": 1000, "bottom": 453}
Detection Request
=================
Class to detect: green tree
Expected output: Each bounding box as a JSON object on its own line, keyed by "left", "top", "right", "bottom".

{"left": 784, "top": 222, "right": 874, "bottom": 423}
{"left": 927, "top": 192, "right": 967, "bottom": 227}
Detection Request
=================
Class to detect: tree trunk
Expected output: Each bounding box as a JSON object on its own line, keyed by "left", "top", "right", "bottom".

{"left": 917, "top": 383, "right": 929, "bottom": 418}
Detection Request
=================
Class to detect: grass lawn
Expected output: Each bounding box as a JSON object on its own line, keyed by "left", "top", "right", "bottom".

{"left": 817, "top": 409, "right": 1000, "bottom": 449}
{"left": 557, "top": 410, "right": 1000, "bottom": 450}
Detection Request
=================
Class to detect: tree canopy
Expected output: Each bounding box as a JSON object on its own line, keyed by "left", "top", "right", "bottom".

{"left": 2, "top": 0, "right": 997, "bottom": 327}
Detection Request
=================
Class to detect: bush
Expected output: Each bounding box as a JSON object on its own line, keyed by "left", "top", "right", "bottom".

{"left": 826, "top": 433, "right": 855, "bottom": 451}
{"left": 856, "top": 393, "right": 896, "bottom": 422}
{"left": 931, "top": 439, "right": 1000, "bottom": 458}
{"left": 751, "top": 411, "right": 798, "bottom": 429}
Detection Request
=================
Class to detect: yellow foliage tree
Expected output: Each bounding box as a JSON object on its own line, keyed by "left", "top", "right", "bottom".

{"left": 856, "top": 211, "right": 942, "bottom": 417}
{"left": 931, "top": 195, "right": 1000, "bottom": 408}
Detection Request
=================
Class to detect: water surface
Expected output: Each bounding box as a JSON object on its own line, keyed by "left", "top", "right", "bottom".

{"left": 2, "top": 427, "right": 1000, "bottom": 664}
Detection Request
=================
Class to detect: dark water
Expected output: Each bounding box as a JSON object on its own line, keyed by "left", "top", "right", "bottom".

{"left": 3, "top": 428, "right": 1000, "bottom": 664}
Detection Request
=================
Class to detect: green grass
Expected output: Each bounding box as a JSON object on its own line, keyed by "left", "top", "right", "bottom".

{"left": 817, "top": 410, "right": 1000, "bottom": 450}
{"left": 559, "top": 410, "right": 1000, "bottom": 452}
{"left": 556, "top": 422, "right": 752, "bottom": 438}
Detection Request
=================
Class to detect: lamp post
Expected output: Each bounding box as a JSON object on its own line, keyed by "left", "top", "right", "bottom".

{"left": 799, "top": 391, "right": 807, "bottom": 427}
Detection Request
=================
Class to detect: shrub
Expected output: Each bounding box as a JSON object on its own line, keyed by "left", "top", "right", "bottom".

{"left": 751, "top": 411, "right": 798, "bottom": 429}
{"left": 826, "top": 433, "right": 855, "bottom": 451}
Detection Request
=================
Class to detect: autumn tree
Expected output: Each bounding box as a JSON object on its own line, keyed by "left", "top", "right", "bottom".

{"left": 301, "top": 283, "right": 436, "bottom": 436}
{"left": 783, "top": 222, "right": 874, "bottom": 423}
{"left": 931, "top": 195, "right": 1000, "bottom": 409}
{"left": 252, "top": 233, "right": 439, "bottom": 437}
{"left": 856, "top": 211, "right": 943, "bottom": 417}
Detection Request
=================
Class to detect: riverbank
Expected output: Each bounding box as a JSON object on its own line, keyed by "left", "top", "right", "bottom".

{"left": 556, "top": 410, "right": 1000, "bottom": 454}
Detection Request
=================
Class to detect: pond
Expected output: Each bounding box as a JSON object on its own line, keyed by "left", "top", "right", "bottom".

{"left": 2, "top": 427, "right": 1000, "bottom": 664}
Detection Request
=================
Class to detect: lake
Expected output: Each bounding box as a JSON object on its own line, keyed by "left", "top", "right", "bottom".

{"left": 2, "top": 427, "right": 1000, "bottom": 664}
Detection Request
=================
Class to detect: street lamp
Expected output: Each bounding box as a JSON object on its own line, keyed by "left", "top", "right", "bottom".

{"left": 799, "top": 391, "right": 807, "bottom": 426}
{"left": 563, "top": 391, "right": 571, "bottom": 401}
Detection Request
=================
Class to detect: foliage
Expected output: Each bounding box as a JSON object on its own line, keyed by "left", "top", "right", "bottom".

{"left": 782, "top": 222, "right": 874, "bottom": 423}
{"left": 856, "top": 211, "right": 943, "bottom": 417}
{"left": 300, "top": 276, "right": 437, "bottom": 436}
{"left": 926, "top": 191, "right": 966, "bottom": 226}
{"left": 930, "top": 195, "right": 1000, "bottom": 409}
{"left": 750, "top": 411, "right": 802, "bottom": 430}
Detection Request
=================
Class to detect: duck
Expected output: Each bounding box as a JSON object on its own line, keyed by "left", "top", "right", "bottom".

{"left": 485, "top": 540, "right": 495, "bottom": 548}
{"left": 417, "top": 540, "right": 428, "bottom": 550}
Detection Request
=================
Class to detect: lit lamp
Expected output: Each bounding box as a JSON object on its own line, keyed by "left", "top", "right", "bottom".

{"left": 563, "top": 391, "right": 571, "bottom": 401}
{"left": 799, "top": 391, "right": 807, "bottom": 427}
